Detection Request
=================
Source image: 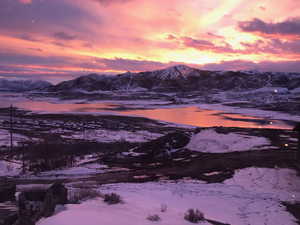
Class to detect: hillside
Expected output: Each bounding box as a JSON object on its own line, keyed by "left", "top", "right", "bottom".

{"left": 48, "top": 65, "right": 300, "bottom": 92}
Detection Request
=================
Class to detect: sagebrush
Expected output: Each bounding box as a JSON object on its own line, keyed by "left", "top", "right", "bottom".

{"left": 147, "top": 214, "right": 161, "bottom": 222}
{"left": 184, "top": 209, "right": 205, "bottom": 223}
{"left": 103, "top": 193, "right": 122, "bottom": 204}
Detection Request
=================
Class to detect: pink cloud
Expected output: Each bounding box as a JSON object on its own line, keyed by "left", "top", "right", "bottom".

{"left": 19, "top": 0, "right": 32, "bottom": 4}
{"left": 202, "top": 60, "right": 300, "bottom": 73}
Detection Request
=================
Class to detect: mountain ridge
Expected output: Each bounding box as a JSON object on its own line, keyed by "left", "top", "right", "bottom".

{"left": 0, "top": 78, "right": 52, "bottom": 92}
{"left": 48, "top": 65, "right": 300, "bottom": 93}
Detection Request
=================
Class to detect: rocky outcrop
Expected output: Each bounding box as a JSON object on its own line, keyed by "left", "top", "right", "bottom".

{"left": 135, "top": 132, "right": 191, "bottom": 160}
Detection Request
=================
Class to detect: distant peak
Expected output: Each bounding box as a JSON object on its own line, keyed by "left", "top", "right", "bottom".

{"left": 167, "top": 64, "right": 193, "bottom": 71}
{"left": 120, "top": 71, "right": 132, "bottom": 75}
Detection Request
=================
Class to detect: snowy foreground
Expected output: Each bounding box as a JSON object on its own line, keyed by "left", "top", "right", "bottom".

{"left": 38, "top": 168, "right": 300, "bottom": 225}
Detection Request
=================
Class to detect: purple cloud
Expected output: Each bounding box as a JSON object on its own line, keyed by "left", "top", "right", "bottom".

{"left": 54, "top": 32, "right": 77, "bottom": 41}
{"left": 180, "top": 36, "right": 236, "bottom": 54}
{"left": 0, "top": 0, "right": 96, "bottom": 35}
{"left": 239, "top": 18, "right": 300, "bottom": 36}
{"left": 241, "top": 39, "right": 300, "bottom": 55}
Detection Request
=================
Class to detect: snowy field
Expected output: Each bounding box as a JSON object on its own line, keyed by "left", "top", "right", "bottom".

{"left": 38, "top": 168, "right": 300, "bottom": 225}
{"left": 186, "top": 129, "right": 271, "bottom": 153}
{"left": 0, "top": 159, "right": 22, "bottom": 176}
{"left": 0, "top": 129, "right": 29, "bottom": 147}
{"left": 61, "top": 129, "right": 163, "bottom": 143}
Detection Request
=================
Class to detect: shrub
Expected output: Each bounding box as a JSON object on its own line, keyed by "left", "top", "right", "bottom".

{"left": 147, "top": 214, "right": 161, "bottom": 222}
{"left": 69, "top": 188, "right": 102, "bottom": 204}
{"left": 184, "top": 209, "right": 204, "bottom": 223}
{"left": 103, "top": 193, "right": 122, "bottom": 205}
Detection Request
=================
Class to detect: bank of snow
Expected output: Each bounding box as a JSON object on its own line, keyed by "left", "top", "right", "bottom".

{"left": 0, "top": 160, "right": 22, "bottom": 176}
{"left": 186, "top": 129, "right": 270, "bottom": 153}
{"left": 38, "top": 167, "right": 300, "bottom": 225}
{"left": 224, "top": 167, "right": 300, "bottom": 201}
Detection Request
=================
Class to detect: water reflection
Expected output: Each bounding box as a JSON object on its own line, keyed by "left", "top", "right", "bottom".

{"left": 0, "top": 93, "right": 291, "bottom": 129}
{"left": 119, "top": 106, "right": 290, "bottom": 129}
{"left": 18, "top": 101, "right": 116, "bottom": 113}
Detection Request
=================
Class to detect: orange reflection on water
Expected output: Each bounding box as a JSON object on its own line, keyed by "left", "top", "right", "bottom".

{"left": 13, "top": 100, "right": 291, "bottom": 129}
{"left": 119, "top": 106, "right": 291, "bottom": 129}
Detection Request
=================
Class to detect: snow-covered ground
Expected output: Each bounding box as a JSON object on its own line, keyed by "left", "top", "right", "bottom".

{"left": 38, "top": 163, "right": 108, "bottom": 177}
{"left": 198, "top": 103, "right": 300, "bottom": 123}
{"left": 62, "top": 129, "right": 163, "bottom": 143}
{"left": 224, "top": 167, "right": 300, "bottom": 201}
{"left": 0, "top": 129, "right": 29, "bottom": 147}
{"left": 38, "top": 167, "right": 300, "bottom": 225}
{"left": 186, "top": 129, "right": 271, "bottom": 153}
{"left": 0, "top": 159, "right": 22, "bottom": 176}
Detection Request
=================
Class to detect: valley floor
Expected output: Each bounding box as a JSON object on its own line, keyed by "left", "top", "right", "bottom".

{"left": 0, "top": 100, "right": 299, "bottom": 225}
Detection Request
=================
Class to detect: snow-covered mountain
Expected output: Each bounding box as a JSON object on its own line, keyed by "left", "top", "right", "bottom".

{"left": 0, "top": 79, "right": 52, "bottom": 92}
{"left": 49, "top": 65, "right": 300, "bottom": 92}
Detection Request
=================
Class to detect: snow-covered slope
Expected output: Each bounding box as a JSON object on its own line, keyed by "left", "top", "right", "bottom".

{"left": 49, "top": 65, "right": 300, "bottom": 93}
{"left": 186, "top": 129, "right": 270, "bottom": 153}
{"left": 0, "top": 79, "right": 52, "bottom": 92}
{"left": 38, "top": 168, "right": 300, "bottom": 225}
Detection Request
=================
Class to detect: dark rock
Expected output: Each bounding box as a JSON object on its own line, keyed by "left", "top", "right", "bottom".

{"left": 0, "top": 182, "right": 16, "bottom": 203}
{"left": 136, "top": 132, "right": 191, "bottom": 160}
{"left": 282, "top": 202, "right": 300, "bottom": 225}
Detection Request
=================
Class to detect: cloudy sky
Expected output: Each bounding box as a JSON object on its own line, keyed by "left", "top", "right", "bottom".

{"left": 0, "top": 0, "right": 300, "bottom": 83}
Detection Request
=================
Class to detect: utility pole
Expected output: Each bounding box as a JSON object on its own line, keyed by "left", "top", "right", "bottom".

{"left": 293, "top": 123, "right": 300, "bottom": 162}
{"left": 9, "top": 104, "right": 13, "bottom": 151}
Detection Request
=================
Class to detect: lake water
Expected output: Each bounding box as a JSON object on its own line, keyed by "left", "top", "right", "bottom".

{"left": 0, "top": 92, "right": 292, "bottom": 129}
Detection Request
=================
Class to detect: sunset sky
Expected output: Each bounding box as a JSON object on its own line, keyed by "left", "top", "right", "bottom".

{"left": 0, "top": 0, "right": 300, "bottom": 83}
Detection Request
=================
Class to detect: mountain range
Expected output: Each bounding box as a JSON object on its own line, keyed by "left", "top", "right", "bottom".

{"left": 0, "top": 79, "right": 52, "bottom": 92}
{"left": 48, "top": 65, "right": 300, "bottom": 93}
{"left": 2, "top": 65, "right": 300, "bottom": 93}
